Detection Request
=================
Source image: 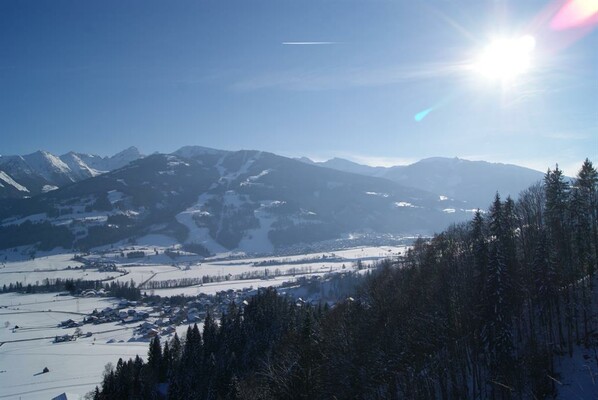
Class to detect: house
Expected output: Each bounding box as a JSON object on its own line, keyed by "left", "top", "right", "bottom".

{"left": 187, "top": 308, "right": 201, "bottom": 322}
{"left": 122, "top": 315, "right": 141, "bottom": 324}
{"left": 162, "top": 326, "right": 176, "bottom": 335}
{"left": 144, "top": 328, "right": 160, "bottom": 339}
{"left": 138, "top": 321, "right": 158, "bottom": 334}
{"left": 101, "top": 307, "right": 114, "bottom": 315}
{"left": 54, "top": 334, "right": 76, "bottom": 343}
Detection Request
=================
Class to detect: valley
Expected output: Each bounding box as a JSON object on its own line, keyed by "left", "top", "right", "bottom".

{"left": 0, "top": 244, "right": 405, "bottom": 399}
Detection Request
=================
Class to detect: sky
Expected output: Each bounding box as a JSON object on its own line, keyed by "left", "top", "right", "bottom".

{"left": 1, "top": 0, "right": 596, "bottom": 175}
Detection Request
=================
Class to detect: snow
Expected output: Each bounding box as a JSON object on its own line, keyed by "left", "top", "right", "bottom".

{"left": 394, "top": 201, "right": 417, "bottom": 208}
{"left": 3, "top": 242, "right": 598, "bottom": 399}
{"left": 25, "top": 151, "right": 73, "bottom": 182}
{"left": 106, "top": 190, "right": 124, "bottom": 204}
{"left": 150, "top": 276, "right": 293, "bottom": 297}
{"left": 439, "top": 195, "right": 449, "bottom": 201}
{"left": 113, "top": 265, "right": 179, "bottom": 285}
{"left": 555, "top": 345, "right": 598, "bottom": 399}
{"left": 0, "top": 246, "right": 406, "bottom": 290}
{"left": 216, "top": 152, "right": 261, "bottom": 184}
{"left": 240, "top": 169, "right": 271, "bottom": 187}
{"left": 442, "top": 208, "right": 456, "bottom": 213}
{"left": 1, "top": 269, "right": 118, "bottom": 286}
{"left": 0, "top": 245, "right": 406, "bottom": 398}
{"left": 42, "top": 185, "right": 59, "bottom": 193}
{"left": 0, "top": 293, "right": 149, "bottom": 400}
{"left": 365, "top": 192, "right": 389, "bottom": 198}
{"left": 135, "top": 234, "right": 178, "bottom": 247}
{"left": 0, "top": 254, "right": 122, "bottom": 285}
{"left": 59, "top": 152, "right": 102, "bottom": 179}
{"left": 0, "top": 253, "right": 81, "bottom": 271}
{"left": 237, "top": 203, "right": 275, "bottom": 254}
{"left": 0, "top": 170, "right": 29, "bottom": 192}
{"left": 175, "top": 194, "right": 228, "bottom": 254}
{"left": 166, "top": 157, "right": 189, "bottom": 168}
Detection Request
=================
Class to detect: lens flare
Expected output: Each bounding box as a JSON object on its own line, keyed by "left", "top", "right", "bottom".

{"left": 551, "top": 0, "right": 598, "bottom": 30}
{"left": 414, "top": 108, "right": 433, "bottom": 122}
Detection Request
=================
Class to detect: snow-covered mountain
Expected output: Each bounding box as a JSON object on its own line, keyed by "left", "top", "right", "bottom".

{"left": 0, "top": 147, "right": 470, "bottom": 255}
{"left": 301, "top": 156, "right": 546, "bottom": 209}
{"left": 0, "top": 147, "right": 143, "bottom": 198}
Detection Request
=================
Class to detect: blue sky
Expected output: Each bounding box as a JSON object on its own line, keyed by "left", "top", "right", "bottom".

{"left": 1, "top": 0, "right": 596, "bottom": 175}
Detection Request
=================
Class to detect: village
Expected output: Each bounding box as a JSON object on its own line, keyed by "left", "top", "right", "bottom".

{"left": 51, "top": 272, "right": 341, "bottom": 345}
{"left": 0, "top": 245, "right": 404, "bottom": 399}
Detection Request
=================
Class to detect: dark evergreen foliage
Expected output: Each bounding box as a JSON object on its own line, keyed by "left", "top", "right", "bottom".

{"left": 93, "top": 160, "right": 598, "bottom": 399}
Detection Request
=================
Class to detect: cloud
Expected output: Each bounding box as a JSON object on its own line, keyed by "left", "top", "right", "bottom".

{"left": 282, "top": 42, "right": 337, "bottom": 45}
{"left": 231, "top": 62, "right": 471, "bottom": 91}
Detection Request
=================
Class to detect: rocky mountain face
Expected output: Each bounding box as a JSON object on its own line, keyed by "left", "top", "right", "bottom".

{"left": 0, "top": 147, "right": 471, "bottom": 255}
{"left": 0, "top": 147, "right": 143, "bottom": 199}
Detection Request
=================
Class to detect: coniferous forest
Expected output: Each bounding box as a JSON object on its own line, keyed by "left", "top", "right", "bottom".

{"left": 93, "top": 159, "right": 598, "bottom": 399}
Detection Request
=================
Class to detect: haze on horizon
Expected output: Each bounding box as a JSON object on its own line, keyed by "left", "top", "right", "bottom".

{"left": 1, "top": 0, "right": 596, "bottom": 176}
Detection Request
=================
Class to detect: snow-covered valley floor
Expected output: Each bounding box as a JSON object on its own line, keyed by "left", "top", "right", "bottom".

{"left": 0, "top": 245, "right": 405, "bottom": 399}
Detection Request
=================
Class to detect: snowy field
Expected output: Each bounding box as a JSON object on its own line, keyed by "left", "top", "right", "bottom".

{"left": 0, "top": 292, "right": 198, "bottom": 399}
{"left": 0, "top": 246, "right": 406, "bottom": 294}
{"left": 149, "top": 275, "right": 297, "bottom": 297}
{"left": 0, "top": 245, "right": 405, "bottom": 399}
{"left": 0, "top": 245, "right": 595, "bottom": 398}
{"left": 0, "top": 293, "right": 144, "bottom": 399}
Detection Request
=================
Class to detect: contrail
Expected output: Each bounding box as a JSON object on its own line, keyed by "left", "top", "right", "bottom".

{"left": 282, "top": 41, "right": 336, "bottom": 45}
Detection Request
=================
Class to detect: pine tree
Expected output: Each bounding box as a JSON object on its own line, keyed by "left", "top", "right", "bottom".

{"left": 161, "top": 341, "right": 170, "bottom": 382}
{"left": 170, "top": 332, "right": 182, "bottom": 365}
{"left": 225, "top": 375, "right": 242, "bottom": 400}
{"left": 148, "top": 336, "right": 162, "bottom": 366}
{"left": 544, "top": 165, "right": 571, "bottom": 283}
{"left": 574, "top": 159, "right": 598, "bottom": 280}
{"left": 482, "top": 194, "right": 514, "bottom": 390}
{"left": 472, "top": 210, "right": 488, "bottom": 295}
{"left": 203, "top": 312, "right": 219, "bottom": 358}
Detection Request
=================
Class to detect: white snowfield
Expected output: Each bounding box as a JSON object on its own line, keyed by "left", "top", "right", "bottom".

{"left": 0, "top": 292, "right": 201, "bottom": 400}
{"left": 0, "top": 171, "right": 29, "bottom": 192}
{"left": 0, "top": 245, "right": 406, "bottom": 399}
{"left": 0, "top": 293, "right": 147, "bottom": 399}
{"left": 1, "top": 245, "right": 594, "bottom": 398}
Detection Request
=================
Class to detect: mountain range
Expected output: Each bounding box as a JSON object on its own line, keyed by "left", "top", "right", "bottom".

{"left": 0, "top": 146, "right": 546, "bottom": 255}
{"left": 0, "top": 147, "right": 142, "bottom": 198}
{"left": 300, "top": 156, "right": 545, "bottom": 209}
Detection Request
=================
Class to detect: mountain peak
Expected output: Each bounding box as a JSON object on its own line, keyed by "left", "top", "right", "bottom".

{"left": 113, "top": 146, "right": 141, "bottom": 158}
{"left": 173, "top": 145, "right": 227, "bottom": 158}
{"left": 296, "top": 157, "right": 315, "bottom": 164}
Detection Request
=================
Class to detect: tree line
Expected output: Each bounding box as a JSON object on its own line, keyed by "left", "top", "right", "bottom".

{"left": 1, "top": 278, "right": 141, "bottom": 301}
{"left": 93, "top": 159, "right": 597, "bottom": 399}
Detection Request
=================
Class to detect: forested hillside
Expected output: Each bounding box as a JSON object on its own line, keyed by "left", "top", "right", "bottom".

{"left": 93, "top": 159, "right": 598, "bottom": 399}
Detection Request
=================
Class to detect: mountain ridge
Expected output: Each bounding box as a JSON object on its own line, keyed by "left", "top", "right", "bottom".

{"left": 0, "top": 149, "right": 472, "bottom": 255}
{"left": 0, "top": 147, "right": 143, "bottom": 198}
{"left": 300, "top": 156, "right": 546, "bottom": 208}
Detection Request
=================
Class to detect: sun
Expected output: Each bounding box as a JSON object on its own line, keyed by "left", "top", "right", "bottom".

{"left": 474, "top": 35, "right": 536, "bottom": 81}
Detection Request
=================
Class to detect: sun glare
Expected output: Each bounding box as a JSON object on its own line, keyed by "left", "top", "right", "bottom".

{"left": 474, "top": 35, "right": 536, "bottom": 81}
